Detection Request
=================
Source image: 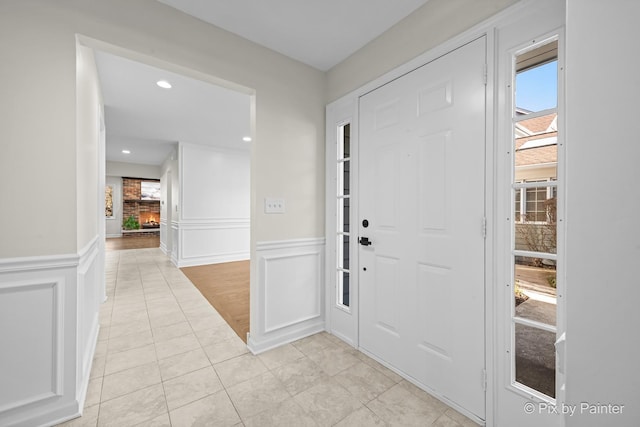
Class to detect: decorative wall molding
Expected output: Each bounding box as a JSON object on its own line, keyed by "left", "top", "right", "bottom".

{"left": 0, "top": 253, "right": 79, "bottom": 274}
{"left": 178, "top": 218, "right": 250, "bottom": 229}
{"left": 248, "top": 238, "right": 325, "bottom": 354}
{"left": 0, "top": 235, "right": 102, "bottom": 426}
{"left": 76, "top": 235, "right": 101, "bottom": 405}
{"left": 0, "top": 259, "right": 77, "bottom": 426}
{"left": 172, "top": 219, "right": 250, "bottom": 268}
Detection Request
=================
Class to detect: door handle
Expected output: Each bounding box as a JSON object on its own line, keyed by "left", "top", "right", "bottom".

{"left": 359, "top": 237, "right": 372, "bottom": 246}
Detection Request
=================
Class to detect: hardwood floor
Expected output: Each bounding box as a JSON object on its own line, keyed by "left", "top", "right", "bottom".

{"left": 105, "top": 235, "right": 160, "bottom": 250}
{"left": 181, "top": 261, "right": 250, "bottom": 343}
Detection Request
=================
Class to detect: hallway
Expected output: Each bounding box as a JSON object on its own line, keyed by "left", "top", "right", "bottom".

{"left": 59, "top": 248, "right": 477, "bottom": 426}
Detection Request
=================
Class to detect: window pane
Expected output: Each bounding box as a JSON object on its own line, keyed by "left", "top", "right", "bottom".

{"left": 342, "top": 271, "right": 350, "bottom": 307}
{"left": 514, "top": 256, "right": 556, "bottom": 327}
{"left": 515, "top": 323, "right": 556, "bottom": 398}
{"left": 516, "top": 60, "right": 557, "bottom": 114}
{"left": 343, "top": 124, "right": 350, "bottom": 158}
{"left": 515, "top": 202, "right": 557, "bottom": 253}
{"left": 343, "top": 235, "right": 350, "bottom": 270}
{"left": 343, "top": 160, "right": 350, "bottom": 195}
{"left": 343, "top": 197, "right": 350, "bottom": 233}
{"left": 514, "top": 189, "right": 521, "bottom": 222}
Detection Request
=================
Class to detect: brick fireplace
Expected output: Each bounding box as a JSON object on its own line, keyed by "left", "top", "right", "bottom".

{"left": 122, "top": 177, "right": 161, "bottom": 233}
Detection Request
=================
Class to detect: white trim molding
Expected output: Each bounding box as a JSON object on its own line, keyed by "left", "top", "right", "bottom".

{"left": 0, "top": 235, "right": 103, "bottom": 426}
{"left": 172, "top": 218, "right": 250, "bottom": 268}
{"left": 248, "top": 238, "right": 325, "bottom": 354}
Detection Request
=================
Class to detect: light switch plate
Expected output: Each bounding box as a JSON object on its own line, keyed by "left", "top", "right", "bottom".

{"left": 265, "top": 198, "right": 285, "bottom": 214}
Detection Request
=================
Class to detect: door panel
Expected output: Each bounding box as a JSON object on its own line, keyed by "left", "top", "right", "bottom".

{"left": 359, "top": 37, "right": 486, "bottom": 420}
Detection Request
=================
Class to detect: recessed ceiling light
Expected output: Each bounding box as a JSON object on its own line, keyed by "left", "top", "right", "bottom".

{"left": 122, "top": 149, "right": 131, "bottom": 154}
{"left": 242, "top": 136, "right": 252, "bottom": 142}
{"left": 156, "top": 80, "right": 172, "bottom": 89}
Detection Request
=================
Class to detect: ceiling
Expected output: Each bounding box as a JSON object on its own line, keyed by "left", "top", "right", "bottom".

{"left": 99, "top": 0, "right": 429, "bottom": 166}
{"left": 157, "top": 0, "right": 430, "bottom": 71}
{"left": 96, "top": 51, "right": 251, "bottom": 166}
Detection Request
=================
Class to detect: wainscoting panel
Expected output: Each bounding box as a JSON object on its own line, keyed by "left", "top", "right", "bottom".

{"left": 176, "top": 219, "right": 250, "bottom": 267}
{"left": 0, "top": 254, "right": 78, "bottom": 426}
{"left": 171, "top": 221, "right": 179, "bottom": 266}
{"left": 159, "top": 218, "right": 168, "bottom": 254}
{"left": 77, "top": 237, "right": 101, "bottom": 402}
{"left": 0, "top": 236, "right": 103, "bottom": 426}
{"left": 0, "top": 277, "right": 63, "bottom": 413}
{"left": 248, "top": 238, "right": 325, "bottom": 354}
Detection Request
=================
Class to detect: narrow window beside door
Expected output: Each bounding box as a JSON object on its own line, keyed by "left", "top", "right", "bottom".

{"left": 511, "top": 39, "right": 560, "bottom": 399}
{"left": 337, "top": 124, "right": 351, "bottom": 308}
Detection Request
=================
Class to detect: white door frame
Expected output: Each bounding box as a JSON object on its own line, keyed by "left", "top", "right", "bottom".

{"left": 325, "top": 1, "right": 563, "bottom": 425}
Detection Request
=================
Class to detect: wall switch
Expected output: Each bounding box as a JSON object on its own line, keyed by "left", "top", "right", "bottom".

{"left": 265, "top": 198, "right": 285, "bottom": 214}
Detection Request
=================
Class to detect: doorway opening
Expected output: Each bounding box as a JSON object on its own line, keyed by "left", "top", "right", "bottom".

{"left": 87, "top": 41, "right": 254, "bottom": 342}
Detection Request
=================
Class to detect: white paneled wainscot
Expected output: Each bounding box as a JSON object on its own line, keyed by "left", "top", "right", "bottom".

{"left": 168, "top": 143, "right": 250, "bottom": 267}
{"left": 0, "top": 237, "right": 102, "bottom": 426}
{"left": 248, "top": 238, "right": 325, "bottom": 353}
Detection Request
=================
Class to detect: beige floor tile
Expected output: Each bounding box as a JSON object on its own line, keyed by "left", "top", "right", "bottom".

{"left": 101, "top": 361, "right": 161, "bottom": 402}
{"left": 433, "top": 413, "right": 465, "bottom": 427}
{"left": 107, "top": 329, "right": 154, "bottom": 354}
{"left": 97, "top": 326, "right": 110, "bottom": 342}
{"left": 187, "top": 312, "right": 227, "bottom": 331}
{"left": 333, "top": 361, "right": 397, "bottom": 403}
{"left": 194, "top": 323, "right": 239, "bottom": 345}
{"left": 149, "top": 310, "right": 187, "bottom": 329}
{"left": 243, "top": 398, "right": 318, "bottom": 427}
{"left": 226, "top": 371, "right": 290, "bottom": 420}
{"left": 134, "top": 412, "right": 171, "bottom": 427}
{"left": 334, "top": 406, "right": 387, "bottom": 427}
{"left": 158, "top": 348, "right": 211, "bottom": 381}
{"left": 163, "top": 366, "right": 224, "bottom": 411}
{"left": 258, "top": 343, "right": 306, "bottom": 370}
{"left": 109, "top": 309, "right": 149, "bottom": 326}
{"left": 90, "top": 355, "right": 106, "bottom": 380}
{"left": 444, "top": 408, "right": 481, "bottom": 427}
{"left": 355, "top": 352, "right": 404, "bottom": 383}
{"left": 293, "top": 377, "right": 363, "bottom": 426}
{"left": 108, "top": 318, "right": 151, "bottom": 339}
{"left": 84, "top": 377, "right": 103, "bottom": 408}
{"left": 154, "top": 333, "right": 201, "bottom": 360}
{"left": 291, "top": 333, "right": 334, "bottom": 356}
{"left": 104, "top": 343, "right": 157, "bottom": 375}
{"left": 169, "top": 390, "right": 241, "bottom": 427}
{"left": 305, "top": 344, "right": 360, "bottom": 376}
{"left": 271, "top": 356, "right": 329, "bottom": 396}
{"left": 366, "top": 383, "right": 444, "bottom": 427}
{"left": 151, "top": 321, "right": 194, "bottom": 343}
{"left": 93, "top": 340, "right": 108, "bottom": 360}
{"left": 97, "top": 384, "right": 167, "bottom": 427}
{"left": 203, "top": 337, "right": 249, "bottom": 365}
{"left": 56, "top": 404, "right": 99, "bottom": 427}
{"left": 214, "top": 353, "right": 268, "bottom": 389}
{"left": 397, "top": 380, "right": 450, "bottom": 413}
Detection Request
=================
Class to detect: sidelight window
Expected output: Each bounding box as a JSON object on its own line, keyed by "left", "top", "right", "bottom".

{"left": 510, "top": 39, "right": 560, "bottom": 399}
{"left": 337, "top": 124, "right": 351, "bottom": 308}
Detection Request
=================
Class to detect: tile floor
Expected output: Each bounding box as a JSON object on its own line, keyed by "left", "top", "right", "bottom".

{"left": 58, "top": 248, "right": 479, "bottom": 427}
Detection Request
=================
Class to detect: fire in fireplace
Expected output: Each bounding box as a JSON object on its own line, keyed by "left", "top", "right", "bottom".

{"left": 139, "top": 212, "right": 160, "bottom": 229}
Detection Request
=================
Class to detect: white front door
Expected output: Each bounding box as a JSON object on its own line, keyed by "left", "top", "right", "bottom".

{"left": 359, "top": 37, "right": 486, "bottom": 420}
